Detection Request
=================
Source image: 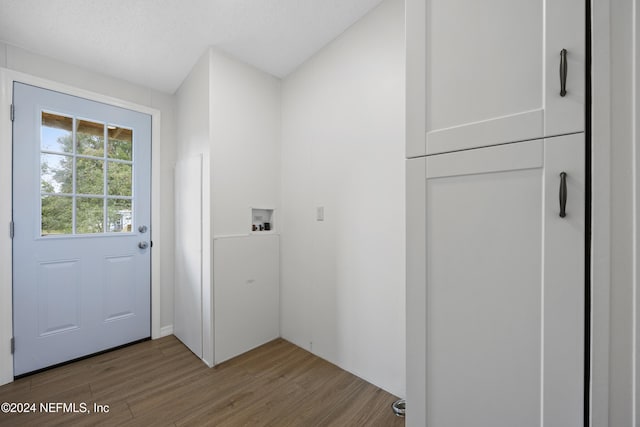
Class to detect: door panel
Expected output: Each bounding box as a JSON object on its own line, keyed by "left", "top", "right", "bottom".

{"left": 427, "top": 0, "right": 543, "bottom": 133}
{"left": 427, "top": 160, "right": 543, "bottom": 427}
{"left": 103, "top": 255, "right": 136, "bottom": 322}
{"left": 417, "top": 0, "right": 584, "bottom": 155}
{"left": 37, "top": 260, "right": 81, "bottom": 335}
{"left": 12, "top": 82, "right": 151, "bottom": 376}
{"left": 423, "top": 134, "right": 585, "bottom": 426}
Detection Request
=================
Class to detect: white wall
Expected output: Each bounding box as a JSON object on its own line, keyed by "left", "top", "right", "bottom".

{"left": 209, "top": 49, "right": 282, "bottom": 364}
{"left": 174, "top": 51, "right": 212, "bottom": 363}
{"left": 280, "top": 0, "right": 406, "bottom": 398}
{"left": 0, "top": 42, "right": 176, "bottom": 331}
{"left": 176, "top": 52, "right": 211, "bottom": 158}
{"left": 210, "top": 49, "right": 281, "bottom": 236}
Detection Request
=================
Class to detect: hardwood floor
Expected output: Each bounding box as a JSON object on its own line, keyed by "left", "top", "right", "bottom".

{"left": 0, "top": 336, "right": 405, "bottom": 426}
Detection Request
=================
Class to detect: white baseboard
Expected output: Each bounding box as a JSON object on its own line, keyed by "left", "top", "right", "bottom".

{"left": 159, "top": 325, "right": 174, "bottom": 337}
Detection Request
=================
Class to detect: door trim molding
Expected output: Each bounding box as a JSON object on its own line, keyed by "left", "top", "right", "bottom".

{"left": 0, "top": 68, "right": 163, "bottom": 385}
{"left": 591, "top": 0, "right": 612, "bottom": 425}
{"left": 634, "top": 0, "right": 640, "bottom": 423}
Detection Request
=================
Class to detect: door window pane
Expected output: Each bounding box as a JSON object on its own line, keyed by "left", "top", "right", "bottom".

{"left": 76, "top": 197, "right": 104, "bottom": 234}
{"left": 108, "top": 199, "right": 132, "bottom": 233}
{"left": 76, "top": 158, "right": 104, "bottom": 195}
{"left": 107, "top": 162, "right": 132, "bottom": 196}
{"left": 41, "top": 112, "right": 72, "bottom": 153}
{"left": 77, "top": 119, "right": 104, "bottom": 157}
{"left": 41, "top": 154, "right": 73, "bottom": 194}
{"left": 39, "top": 111, "right": 137, "bottom": 236}
{"left": 108, "top": 126, "right": 132, "bottom": 161}
{"left": 41, "top": 195, "right": 73, "bottom": 235}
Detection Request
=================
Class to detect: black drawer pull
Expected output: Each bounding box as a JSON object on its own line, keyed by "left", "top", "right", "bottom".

{"left": 560, "top": 49, "right": 568, "bottom": 97}
{"left": 559, "top": 172, "right": 567, "bottom": 218}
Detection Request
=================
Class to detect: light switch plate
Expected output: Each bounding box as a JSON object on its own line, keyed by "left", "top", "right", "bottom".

{"left": 316, "top": 207, "right": 324, "bottom": 221}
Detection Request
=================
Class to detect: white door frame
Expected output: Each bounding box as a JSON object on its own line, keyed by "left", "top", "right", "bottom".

{"left": 590, "top": 1, "right": 612, "bottom": 425}
{"left": 0, "top": 68, "right": 163, "bottom": 385}
{"left": 635, "top": 3, "right": 640, "bottom": 425}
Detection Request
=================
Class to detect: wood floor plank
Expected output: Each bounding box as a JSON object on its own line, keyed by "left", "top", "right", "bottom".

{"left": 90, "top": 349, "right": 204, "bottom": 402}
{"left": 0, "top": 336, "right": 404, "bottom": 426}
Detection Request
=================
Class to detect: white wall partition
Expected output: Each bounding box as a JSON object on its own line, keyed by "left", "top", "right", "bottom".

{"left": 174, "top": 48, "right": 281, "bottom": 366}
{"left": 209, "top": 49, "right": 281, "bottom": 364}
{"left": 174, "top": 51, "right": 213, "bottom": 364}
{"left": 174, "top": 155, "right": 203, "bottom": 358}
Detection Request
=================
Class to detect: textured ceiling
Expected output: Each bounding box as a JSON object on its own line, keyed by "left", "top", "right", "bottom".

{"left": 0, "top": 0, "right": 384, "bottom": 93}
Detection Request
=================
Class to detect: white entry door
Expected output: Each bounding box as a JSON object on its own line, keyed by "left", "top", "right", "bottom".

{"left": 12, "top": 82, "right": 151, "bottom": 376}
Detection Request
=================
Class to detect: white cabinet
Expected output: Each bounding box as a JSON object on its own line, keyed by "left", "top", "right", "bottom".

{"left": 406, "top": 133, "right": 585, "bottom": 426}
{"left": 406, "top": 0, "right": 585, "bottom": 157}
{"left": 405, "top": 1, "right": 587, "bottom": 424}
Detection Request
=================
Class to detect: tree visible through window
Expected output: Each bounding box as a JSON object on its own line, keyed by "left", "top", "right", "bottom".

{"left": 40, "top": 111, "right": 134, "bottom": 235}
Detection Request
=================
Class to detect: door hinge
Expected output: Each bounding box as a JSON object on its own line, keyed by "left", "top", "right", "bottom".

{"left": 9, "top": 221, "right": 14, "bottom": 239}
{"left": 10, "top": 104, "right": 14, "bottom": 122}
{"left": 10, "top": 337, "right": 14, "bottom": 354}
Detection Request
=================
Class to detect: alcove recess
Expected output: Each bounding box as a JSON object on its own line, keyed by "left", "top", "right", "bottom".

{"left": 251, "top": 208, "right": 275, "bottom": 234}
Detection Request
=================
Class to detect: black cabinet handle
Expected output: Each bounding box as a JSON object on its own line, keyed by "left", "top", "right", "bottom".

{"left": 560, "top": 49, "right": 568, "bottom": 97}
{"left": 559, "top": 172, "right": 567, "bottom": 218}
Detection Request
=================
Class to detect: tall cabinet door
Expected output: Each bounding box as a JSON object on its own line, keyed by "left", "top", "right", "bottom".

{"left": 408, "top": 134, "right": 585, "bottom": 426}
{"left": 406, "top": 0, "right": 585, "bottom": 157}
